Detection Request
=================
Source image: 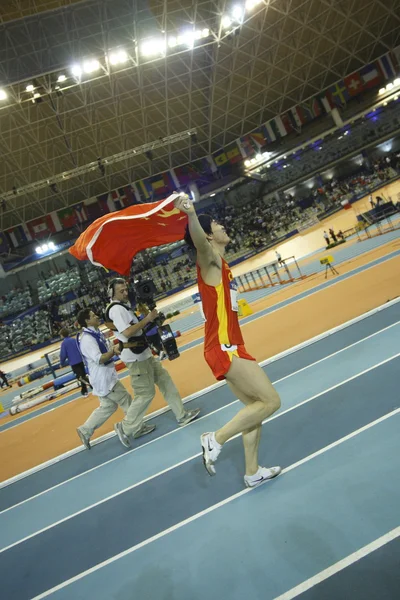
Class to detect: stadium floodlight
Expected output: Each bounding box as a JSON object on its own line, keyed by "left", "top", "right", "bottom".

{"left": 141, "top": 39, "right": 166, "bottom": 57}
{"left": 378, "top": 88, "right": 386, "bottom": 95}
{"left": 245, "top": 0, "right": 263, "bottom": 9}
{"left": 386, "top": 83, "right": 394, "bottom": 91}
{"left": 177, "top": 31, "right": 196, "bottom": 48}
{"left": 221, "top": 15, "right": 232, "bottom": 29}
{"left": 202, "top": 28, "right": 210, "bottom": 38}
{"left": 42, "top": 244, "right": 49, "bottom": 252}
{"left": 71, "top": 64, "right": 82, "bottom": 77}
{"left": 256, "top": 153, "right": 262, "bottom": 160}
{"left": 48, "top": 241, "right": 56, "bottom": 250}
{"left": 109, "top": 50, "right": 129, "bottom": 65}
{"left": 244, "top": 160, "right": 251, "bottom": 167}
{"left": 168, "top": 36, "right": 178, "bottom": 48}
{"left": 26, "top": 84, "right": 34, "bottom": 92}
{"left": 394, "top": 78, "right": 400, "bottom": 86}
{"left": 232, "top": 5, "right": 245, "bottom": 22}
{"left": 0, "top": 89, "right": 7, "bottom": 100}
{"left": 83, "top": 59, "right": 100, "bottom": 74}
{"left": 57, "top": 74, "right": 67, "bottom": 83}
{"left": 36, "top": 247, "right": 43, "bottom": 254}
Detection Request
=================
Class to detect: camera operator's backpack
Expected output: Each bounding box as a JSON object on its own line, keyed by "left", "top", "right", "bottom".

{"left": 104, "top": 301, "right": 149, "bottom": 354}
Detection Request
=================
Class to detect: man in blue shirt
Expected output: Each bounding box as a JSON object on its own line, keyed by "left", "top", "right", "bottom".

{"left": 60, "top": 328, "right": 91, "bottom": 397}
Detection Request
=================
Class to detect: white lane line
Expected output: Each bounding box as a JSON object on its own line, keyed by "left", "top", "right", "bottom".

{"left": 1, "top": 352, "right": 400, "bottom": 550}
{"left": 30, "top": 408, "right": 400, "bottom": 600}
{"left": 273, "top": 525, "right": 400, "bottom": 600}
{"left": 269, "top": 319, "right": 400, "bottom": 385}
{"left": 1, "top": 326, "right": 400, "bottom": 515}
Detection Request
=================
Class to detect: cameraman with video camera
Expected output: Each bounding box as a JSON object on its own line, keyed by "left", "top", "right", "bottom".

{"left": 105, "top": 278, "right": 200, "bottom": 448}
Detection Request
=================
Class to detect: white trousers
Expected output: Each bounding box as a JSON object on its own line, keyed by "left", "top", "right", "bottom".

{"left": 79, "top": 380, "right": 132, "bottom": 437}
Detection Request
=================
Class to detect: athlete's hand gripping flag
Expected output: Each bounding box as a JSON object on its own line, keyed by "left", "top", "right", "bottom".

{"left": 69, "top": 193, "right": 189, "bottom": 275}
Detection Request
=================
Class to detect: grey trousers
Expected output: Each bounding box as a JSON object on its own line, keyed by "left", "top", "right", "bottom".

{"left": 79, "top": 380, "right": 132, "bottom": 438}
{"left": 121, "top": 356, "right": 185, "bottom": 436}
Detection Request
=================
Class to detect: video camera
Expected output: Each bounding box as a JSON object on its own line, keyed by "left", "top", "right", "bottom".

{"left": 135, "top": 279, "right": 180, "bottom": 361}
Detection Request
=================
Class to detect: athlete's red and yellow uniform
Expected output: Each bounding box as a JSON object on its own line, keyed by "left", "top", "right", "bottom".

{"left": 197, "top": 258, "right": 255, "bottom": 380}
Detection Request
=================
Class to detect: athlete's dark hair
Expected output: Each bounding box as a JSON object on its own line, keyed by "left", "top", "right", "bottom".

{"left": 184, "top": 214, "right": 213, "bottom": 249}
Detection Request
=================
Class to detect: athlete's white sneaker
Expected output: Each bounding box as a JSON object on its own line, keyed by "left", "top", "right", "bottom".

{"left": 201, "top": 432, "right": 222, "bottom": 476}
{"left": 244, "top": 466, "right": 282, "bottom": 488}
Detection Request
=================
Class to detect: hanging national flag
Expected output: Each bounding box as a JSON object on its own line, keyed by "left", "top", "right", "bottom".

{"left": 74, "top": 202, "right": 89, "bottom": 223}
{"left": 237, "top": 136, "right": 256, "bottom": 159}
{"left": 143, "top": 172, "right": 176, "bottom": 198}
{"left": 57, "top": 206, "right": 78, "bottom": 229}
{"left": 49, "top": 211, "right": 63, "bottom": 232}
{"left": 26, "top": 216, "right": 57, "bottom": 240}
{"left": 359, "top": 64, "right": 383, "bottom": 89}
{"left": 213, "top": 149, "right": 228, "bottom": 167}
{"left": 328, "top": 81, "right": 350, "bottom": 106}
{"left": 344, "top": 72, "right": 364, "bottom": 97}
{"left": 226, "top": 143, "right": 242, "bottom": 164}
{"left": 84, "top": 198, "right": 103, "bottom": 221}
{"left": 115, "top": 188, "right": 130, "bottom": 208}
{"left": 131, "top": 183, "right": 143, "bottom": 203}
{"left": 174, "top": 163, "right": 200, "bottom": 185}
{"left": 288, "top": 106, "right": 307, "bottom": 129}
{"left": 137, "top": 180, "right": 151, "bottom": 201}
{"left": 97, "top": 191, "right": 119, "bottom": 213}
{"left": 97, "top": 192, "right": 110, "bottom": 214}
{"left": 263, "top": 121, "right": 277, "bottom": 143}
{"left": 109, "top": 191, "right": 121, "bottom": 211}
{"left": 69, "top": 194, "right": 188, "bottom": 275}
{"left": 0, "top": 232, "right": 9, "bottom": 254}
{"left": 9, "top": 223, "right": 33, "bottom": 246}
{"left": 318, "top": 93, "right": 335, "bottom": 114}
{"left": 280, "top": 113, "right": 294, "bottom": 134}
{"left": 237, "top": 130, "right": 266, "bottom": 158}
{"left": 377, "top": 54, "right": 397, "bottom": 80}
{"left": 392, "top": 46, "right": 400, "bottom": 71}
{"left": 302, "top": 97, "right": 323, "bottom": 119}
{"left": 273, "top": 116, "right": 288, "bottom": 137}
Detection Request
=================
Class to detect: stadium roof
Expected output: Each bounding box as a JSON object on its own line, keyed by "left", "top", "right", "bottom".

{"left": 0, "top": 0, "right": 399, "bottom": 230}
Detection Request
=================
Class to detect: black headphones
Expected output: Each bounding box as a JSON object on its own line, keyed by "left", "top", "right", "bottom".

{"left": 107, "top": 277, "right": 126, "bottom": 298}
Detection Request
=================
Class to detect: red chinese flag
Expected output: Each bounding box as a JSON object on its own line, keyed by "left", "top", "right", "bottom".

{"left": 69, "top": 194, "right": 188, "bottom": 275}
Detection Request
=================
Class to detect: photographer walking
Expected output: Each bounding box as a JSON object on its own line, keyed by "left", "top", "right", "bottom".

{"left": 76, "top": 309, "right": 132, "bottom": 450}
{"left": 106, "top": 278, "right": 200, "bottom": 448}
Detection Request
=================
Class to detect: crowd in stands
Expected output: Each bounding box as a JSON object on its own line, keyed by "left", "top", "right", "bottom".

{"left": 37, "top": 268, "right": 81, "bottom": 303}
{"left": 0, "top": 288, "right": 33, "bottom": 320}
{"left": 0, "top": 310, "right": 52, "bottom": 358}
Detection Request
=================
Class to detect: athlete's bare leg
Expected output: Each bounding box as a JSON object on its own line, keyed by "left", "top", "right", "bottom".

{"left": 215, "top": 355, "right": 280, "bottom": 436}
{"left": 201, "top": 357, "right": 280, "bottom": 479}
